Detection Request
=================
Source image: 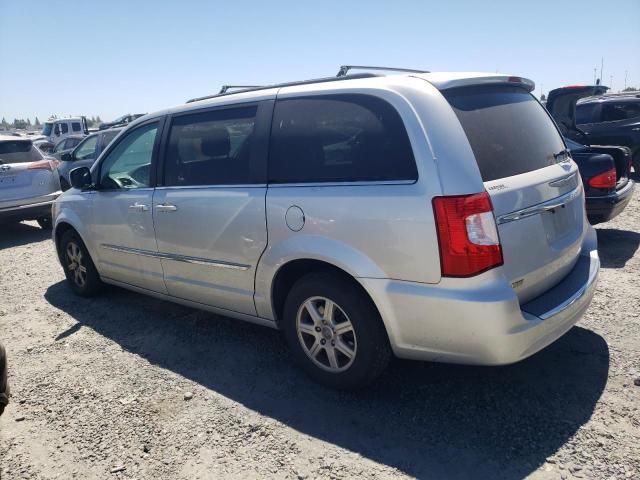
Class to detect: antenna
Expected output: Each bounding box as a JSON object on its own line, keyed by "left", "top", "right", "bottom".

{"left": 337, "top": 65, "right": 429, "bottom": 77}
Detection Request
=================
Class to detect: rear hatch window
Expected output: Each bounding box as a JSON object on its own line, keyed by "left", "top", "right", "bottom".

{"left": 443, "top": 85, "right": 565, "bottom": 181}
{"left": 0, "top": 141, "right": 42, "bottom": 164}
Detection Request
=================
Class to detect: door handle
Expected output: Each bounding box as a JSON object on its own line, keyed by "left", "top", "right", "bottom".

{"left": 155, "top": 203, "right": 177, "bottom": 212}
{"left": 128, "top": 203, "right": 149, "bottom": 212}
{"left": 632, "top": 127, "right": 640, "bottom": 131}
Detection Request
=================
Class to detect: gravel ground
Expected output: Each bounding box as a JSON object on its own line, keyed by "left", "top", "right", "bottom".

{"left": 1, "top": 184, "right": 639, "bottom": 480}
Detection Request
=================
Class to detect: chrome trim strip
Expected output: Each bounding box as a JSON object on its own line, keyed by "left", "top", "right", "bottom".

{"left": 100, "top": 244, "right": 250, "bottom": 270}
{"left": 496, "top": 186, "right": 582, "bottom": 225}
{"left": 548, "top": 172, "right": 577, "bottom": 188}
{"left": 538, "top": 254, "right": 599, "bottom": 320}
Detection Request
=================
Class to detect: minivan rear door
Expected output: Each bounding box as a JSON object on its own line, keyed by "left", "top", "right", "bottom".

{"left": 444, "top": 85, "right": 587, "bottom": 303}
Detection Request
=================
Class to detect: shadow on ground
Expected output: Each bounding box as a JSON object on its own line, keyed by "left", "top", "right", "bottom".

{"left": 597, "top": 228, "right": 640, "bottom": 268}
{"left": 45, "top": 282, "right": 609, "bottom": 479}
{"left": 0, "top": 222, "right": 50, "bottom": 249}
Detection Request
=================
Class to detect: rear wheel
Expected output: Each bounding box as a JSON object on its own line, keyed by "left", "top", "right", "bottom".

{"left": 37, "top": 216, "right": 52, "bottom": 230}
{"left": 282, "top": 272, "right": 391, "bottom": 389}
{"left": 59, "top": 230, "right": 103, "bottom": 296}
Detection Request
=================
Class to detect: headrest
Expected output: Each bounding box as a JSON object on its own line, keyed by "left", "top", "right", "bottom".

{"left": 201, "top": 126, "right": 230, "bottom": 157}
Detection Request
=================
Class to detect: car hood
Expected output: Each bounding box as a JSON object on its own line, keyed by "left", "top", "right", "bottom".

{"left": 546, "top": 85, "right": 608, "bottom": 133}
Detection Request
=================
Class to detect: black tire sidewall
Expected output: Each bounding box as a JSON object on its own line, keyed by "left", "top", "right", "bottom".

{"left": 282, "top": 272, "right": 391, "bottom": 390}
{"left": 59, "top": 230, "right": 102, "bottom": 296}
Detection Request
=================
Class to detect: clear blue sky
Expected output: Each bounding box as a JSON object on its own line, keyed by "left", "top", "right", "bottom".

{"left": 1, "top": 0, "right": 638, "bottom": 123}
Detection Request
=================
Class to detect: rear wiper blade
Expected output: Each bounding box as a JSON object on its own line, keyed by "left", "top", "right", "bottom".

{"left": 553, "top": 149, "right": 571, "bottom": 161}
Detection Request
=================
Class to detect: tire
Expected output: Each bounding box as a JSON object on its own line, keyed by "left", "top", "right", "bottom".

{"left": 282, "top": 272, "right": 391, "bottom": 390}
{"left": 37, "top": 215, "right": 52, "bottom": 230}
{"left": 0, "top": 343, "right": 8, "bottom": 417}
{"left": 59, "top": 229, "right": 103, "bottom": 296}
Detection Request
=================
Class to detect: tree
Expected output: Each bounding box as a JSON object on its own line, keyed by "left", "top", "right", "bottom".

{"left": 622, "top": 86, "right": 638, "bottom": 92}
{"left": 26, "top": 118, "right": 32, "bottom": 127}
{"left": 1, "top": 117, "right": 7, "bottom": 129}
{"left": 34, "top": 117, "right": 41, "bottom": 126}
{"left": 96, "top": 115, "right": 102, "bottom": 124}
{"left": 540, "top": 93, "right": 547, "bottom": 101}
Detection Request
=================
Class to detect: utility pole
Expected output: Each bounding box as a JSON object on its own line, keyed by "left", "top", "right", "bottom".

{"left": 610, "top": 75, "right": 613, "bottom": 92}
{"left": 600, "top": 57, "right": 604, "bottom": 84}
{"left": 625, "top": 70, "right": 628, "bottom": 90}
{"left": 593, "top": 67, "right": 597, "bottom": 84}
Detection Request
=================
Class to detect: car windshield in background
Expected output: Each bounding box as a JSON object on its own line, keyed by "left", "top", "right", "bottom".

{"left": 42, "top": 123, "right": 53, "bottom": 136}
{"left": 444, "top": 85, "right": 565, "bottom": 182}
{"left": 0, "top": 141, "right": 42, "bottom": 163}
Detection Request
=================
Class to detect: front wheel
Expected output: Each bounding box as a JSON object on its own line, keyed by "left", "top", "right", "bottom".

{"left": 282, "top": 272, "right": 391, "bottom": 390}
{"left": 59, "top": 230, "right": 103, "bottom": 296}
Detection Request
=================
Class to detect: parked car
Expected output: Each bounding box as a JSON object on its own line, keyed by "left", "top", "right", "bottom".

{"left": 57, "top": 128, "right": 122, "bottom": 190}
{"left": 0, "top": 135, "right": 61, "bottom": 229}
{"left": 0, "top": 342, "right": 7, "bottom": 417}
{"left": 98, "top": 113, "right": 146, "bottom": 130}
{"left": 51, "top": 135, "right": 85, "bottom": 160}
{"left": 547, "top": 86, "right": 640, "bottom": 173}
{"left": 565, "top": 138, "right": 634, "bottom": 224}
{"left": 41, "top": 117, "right": 89, "bottom": 145}
{"left": 53, "top": 71, "right": 599, "bottom": 389}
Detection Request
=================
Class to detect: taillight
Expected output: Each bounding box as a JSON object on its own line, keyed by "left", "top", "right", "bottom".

{"left": 588, "top": 167, "right": 616, "bottom": 189}
{"left": 28, "top": 159, "right": 59, "bottom": 171}
{"left": 432, "top": 192, "right": 503, "bottom": 277}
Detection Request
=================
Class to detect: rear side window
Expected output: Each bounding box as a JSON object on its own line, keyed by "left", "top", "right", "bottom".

{"left": 101, "top": 130, "right": 120, "bottom": 149}
{"left": 600, "top": 101, "right": 640, "bottom": 122}
{"left": 61, "top": 123, "right": 69, "bottom": 134}
{"left": 444, "top": 86, "right": 565, "bottom": 182}
{"left": 72, "top": 122, "right": 81, "bottom": 132}
{"left": 0, "top": 141, "right": 42, "bottom": 163}
{"left": 269, "top": 94, "right": 417, "bottom": 183}
{"left": 164, "top": 106, "right": 257, "bottom": 186}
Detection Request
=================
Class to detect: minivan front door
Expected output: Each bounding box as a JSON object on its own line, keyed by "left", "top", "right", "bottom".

{"left": 152, "top": 103, "right": 270, "bottom": 316}
{"left": 91, "top": 121, "right": 167, "bottom": 293}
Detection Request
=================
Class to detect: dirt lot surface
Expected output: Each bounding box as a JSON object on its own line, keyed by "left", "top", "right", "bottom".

{"left": 1, "top": 185, "right": 639, "bottom": 480}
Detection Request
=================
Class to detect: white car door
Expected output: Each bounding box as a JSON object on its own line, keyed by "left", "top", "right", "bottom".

{"left": 90, "top": 119, "right": 167, "bottom": 293}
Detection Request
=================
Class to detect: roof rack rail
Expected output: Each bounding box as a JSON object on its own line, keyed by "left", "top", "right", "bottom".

{"left": 219, "top": 85, "right": 263, "bottom": 94}
{"left": 336, "top": 65, "right": 429, "bottom": 77}
{"left": 186, "top": 73, "right": 378, "bottom": 104}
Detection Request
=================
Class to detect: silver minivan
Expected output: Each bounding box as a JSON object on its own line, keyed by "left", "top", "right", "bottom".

{"left": 53, "top": 70, "right": 599, "bottom": 389}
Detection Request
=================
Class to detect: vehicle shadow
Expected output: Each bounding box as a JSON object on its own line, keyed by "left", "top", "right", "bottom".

{"left": 45, "top": 282, "right": 609, "bottom": 479}
{"left": 596, "top": 228, "right": 640, "bottom": 268}
{"left": 0, "top": 222, "right": 50, "bottom": 249}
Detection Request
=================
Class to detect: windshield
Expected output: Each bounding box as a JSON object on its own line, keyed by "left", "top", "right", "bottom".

{"left": 42, "top": 123, "right": 53, "bottom": 136}
{"left": 444, "top": 85, "right": 565, "bottom": 182}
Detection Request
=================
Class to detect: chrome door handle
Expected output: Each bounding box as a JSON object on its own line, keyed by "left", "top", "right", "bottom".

{"left": 155, "top": 203, "right": 177, "bottom": 212}
{"left": 128, "top": 203, "right": 149, "bottom": 212}
{"left": 632, "top": 127, "right": 640, "bottom": 131}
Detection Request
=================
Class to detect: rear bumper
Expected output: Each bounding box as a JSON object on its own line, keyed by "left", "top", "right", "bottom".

{"left": 586, "top": 179, "right": 634, "bottom": 224}
{"left": 360, "top": 228, "right": 599, "bottom": 365}
{"left": 0, "top": 192, "right": 60, "bottom": 223}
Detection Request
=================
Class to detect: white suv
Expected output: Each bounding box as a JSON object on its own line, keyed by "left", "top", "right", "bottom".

{"left": 53, "top": 70, "right": 599, "bottom": 389}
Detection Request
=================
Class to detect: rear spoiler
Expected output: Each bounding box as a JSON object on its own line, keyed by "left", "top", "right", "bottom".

{"left": 416, "top": 73, "right": 535, "bottom": 92}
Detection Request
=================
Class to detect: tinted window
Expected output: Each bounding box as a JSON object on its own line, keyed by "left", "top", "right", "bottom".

{"left": 269, "top": 95, "right": 417, "bottom": 183}
{"left": 0, "top": 141, "right": 42, "bottom": 163}
{"left": 99, "top": 123, "right": 158, "bottom": 189}
{"left": 164, "top": 106, "right": 257, "bottom": 186}
{"left": 575, "top": 103, "right": 598, "bottom": 124}
{"left": 53, "top": 139, "right": 67, "bottom": 153}
{"left": 61, "top": 123, "right": 69, "bottom": 134}
{"left": 68, "top": 137, "right": 82, "bottom": 148}
{"left": 100, "top": 130, "right": 120, "bottom": 150}
{"left": 72, "top": 122, "right": 81, "bottom": 132}
{"left": 601, "top": 101, "right": 640, "bottom": 122}
{"left": 444, "top": 86, "right": 565, "bottom": 182}
{"left": 74, "top": 135, "right": 98, "bottom": 160}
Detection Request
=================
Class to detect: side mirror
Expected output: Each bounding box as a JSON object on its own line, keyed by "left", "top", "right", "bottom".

{"left": 61, "top": 152, "right": 72, "bottom": 162}
{"left": 69, "top": 166, "right": 93, "bottom": 190}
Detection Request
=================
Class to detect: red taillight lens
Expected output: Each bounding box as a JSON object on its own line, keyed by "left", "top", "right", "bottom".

{"left": 28, "top": 159, "right": 59, "bottom": 171}
{"left": 432, "top": 192, "right": 503, "bottom": 277}
{"left": 588, "top": 167, "right": 616, "bottom": 189}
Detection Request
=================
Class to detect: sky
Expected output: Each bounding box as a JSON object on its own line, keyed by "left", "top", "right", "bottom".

{"left": 1, "top": 0, "right": 639, "bottom": 124}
